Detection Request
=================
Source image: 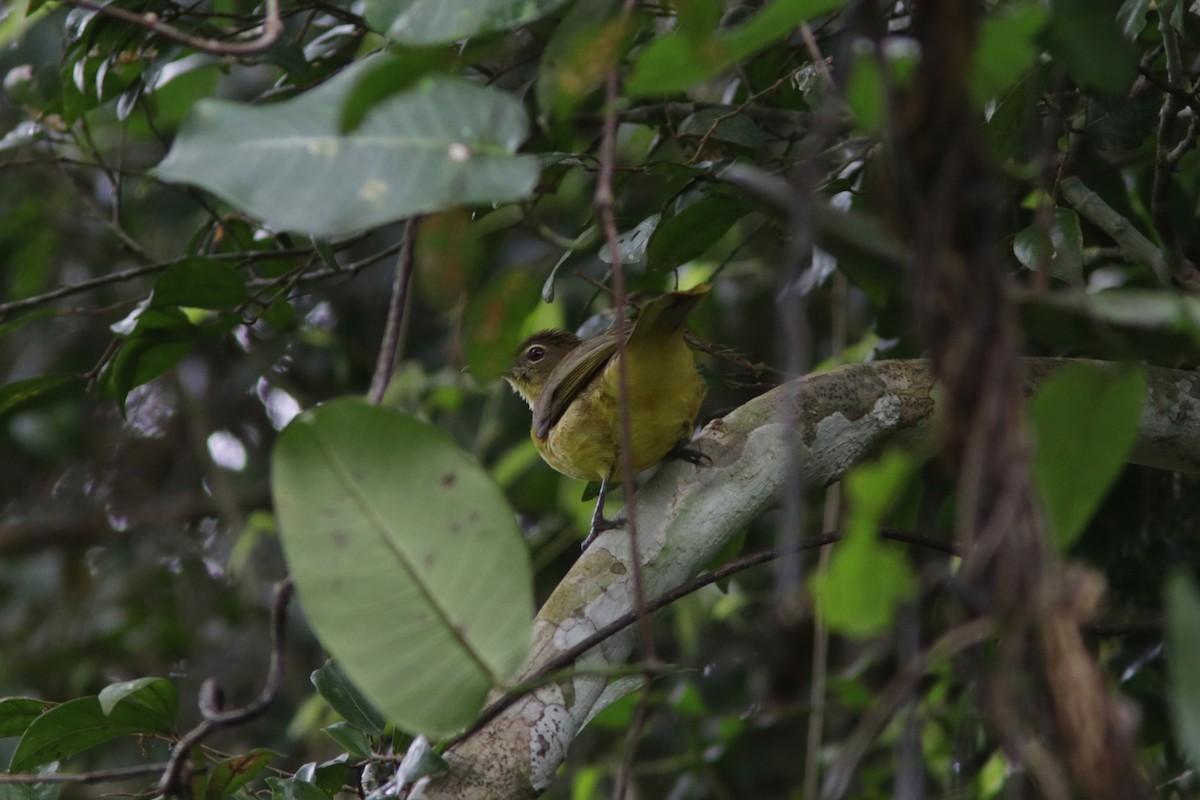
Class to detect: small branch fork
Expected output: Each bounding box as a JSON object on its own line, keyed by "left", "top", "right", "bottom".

{"left": 58, "top": 0, "right": 284, "bottom": 57}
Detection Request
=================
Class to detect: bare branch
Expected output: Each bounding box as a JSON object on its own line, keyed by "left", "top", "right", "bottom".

{"left": 1059, "top": 176, "right": 1171, "bottom": 285}
{"left": 368, "top": 221, "right": 419, "bottom": 405}
{"left": 59, "top": 0, "right": 284, "bottom": 57}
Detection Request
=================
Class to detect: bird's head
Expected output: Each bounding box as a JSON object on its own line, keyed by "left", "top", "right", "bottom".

{"left": 503, "top": 329, "right": 581, "bottom": 409}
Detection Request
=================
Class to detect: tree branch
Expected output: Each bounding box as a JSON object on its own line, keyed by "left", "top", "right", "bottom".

{"left": 59, "top": 0, "right": 284, "bottom": 57}
{"left": 1059, "top": 176, "right": 1171, "bottom": 285}
{"left": 421, "top": 357, "right": 1200, "bottom": 798}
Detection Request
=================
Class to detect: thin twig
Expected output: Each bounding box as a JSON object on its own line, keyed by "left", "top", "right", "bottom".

{"left": 594, "top": 0, "right": 655, "bottom": 669}
{"left": 820, "top": 617, "right": 998, "bottom": 800}
{"left": 685, "top": 74, "right": 791, "bottom": 165}
{"left": 1058, "top": 176, "right": 1170, "bottom": 285}
{"left": 59, "top": 0, "right": 284, "bottom": 56}
{"left": 615, "top": 684, "right": 653, "bottom": 800}
{"left": 804, "top": 272, "right": 846, "bottom": 800}
{"left": 368, "top": 220, "right": 419, "bottom": 405}
{"left": 593, "top": 7, "right": 660, "bottom": 786}
{"left": 0, "top": 245, "right": 313, "bottom": 320}
{"left": 159, "top": 578, "right": 294, "bottom": 797}
{"left": 1151, "top": 8, "right": 1188, "bottom": 277}
{"left": 0, "top": 763, "right": 170, "bottom": 785}
{"left": 446, "top": 529, "right": 960, "bottom": 751}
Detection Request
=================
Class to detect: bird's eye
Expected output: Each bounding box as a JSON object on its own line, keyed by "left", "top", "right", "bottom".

{"left": 527, "top": 345, "right": 546, "bottom": 362}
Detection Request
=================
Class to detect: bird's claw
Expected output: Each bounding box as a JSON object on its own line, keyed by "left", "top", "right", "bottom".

{"left": 581, "top": 516, "right": 626, "bottom": 549}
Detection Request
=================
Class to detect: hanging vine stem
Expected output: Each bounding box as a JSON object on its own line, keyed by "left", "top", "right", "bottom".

{"left": 592, "top": 3, "right": 658, "bottom": 795}
{"left": 59, "top": 0, "right": 284, "bottom": 57}
{"left": 368, "top": 219, "right": 419, "bottom": 405}
{"left": 159, "top": 578, "right": 293, "bottom": 798}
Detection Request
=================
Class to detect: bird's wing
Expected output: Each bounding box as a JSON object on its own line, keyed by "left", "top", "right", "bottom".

{"left": 532, "top": 334, "right": 616, "bottom": 439}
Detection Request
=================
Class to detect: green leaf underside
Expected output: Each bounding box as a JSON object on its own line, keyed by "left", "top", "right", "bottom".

{"left": 156, "top": 66, "right": 539, "bottom": 237}
{"left": 1030, "top": 363, "right": 1146, "bottom": 550}
{"left": 367, "top": 0, "right": 574, "bottom": 45}
{"left": 271, "top": 399, "right": 533, "bottom": 736}
{"left": 96, "top": 677, "right": 177, "bottom": 724}
{"left": 10, "top": 696, "right": 174, "bottom": 772}
{"left": 1167, "top": 573, "right": 1200, "bottom": 766}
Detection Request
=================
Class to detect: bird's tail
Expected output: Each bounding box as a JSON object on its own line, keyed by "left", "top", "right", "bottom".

{"left": 628, "top": 283, "right": 710, "bottom": 342}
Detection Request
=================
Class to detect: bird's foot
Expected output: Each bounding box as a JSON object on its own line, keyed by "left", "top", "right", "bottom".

{"left": 581, "top": 516, "right": 626, "bottom": 549}
{"left": 665, "top": 443, "right": 712, "bottom": 467}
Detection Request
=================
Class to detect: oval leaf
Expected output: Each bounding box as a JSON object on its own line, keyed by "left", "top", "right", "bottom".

{"left": 1029, "top": 363, "right": 1146, "bottom": 550}
{"left": 271, "top": 399, "right": 533, "bottom": 736}
{"left": 10, "top": 696, "right": 174, "bottom": 772}
{"left": 311, "top": 660, "right": 386, "bottom": 735}
{"left": 96, "top": 678, "right": 177, "bottom": 727}
{"left": 150, "top": 258, "right": 248, "bottom": 311}
{"left": 811, "top": 450, "right": 918, "bottom": 638}
{"left": 156, "top": 65, "right": 539, "bottom": 237}
{"left": 646, "top": 196, "right": 748, "bottom": 273}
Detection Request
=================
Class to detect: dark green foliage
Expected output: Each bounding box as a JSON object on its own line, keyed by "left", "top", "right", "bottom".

{"left": 1, "top": 0, "right": 1199, "bottom": 798}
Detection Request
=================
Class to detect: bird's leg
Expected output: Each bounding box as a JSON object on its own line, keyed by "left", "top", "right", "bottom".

{"left": 582, "top": 471, "right": 625, "bottom": 549}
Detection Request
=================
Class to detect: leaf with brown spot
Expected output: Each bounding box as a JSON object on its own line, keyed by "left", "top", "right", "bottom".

{"left": 272, "top": 399, "right": 533, "bottom": 737}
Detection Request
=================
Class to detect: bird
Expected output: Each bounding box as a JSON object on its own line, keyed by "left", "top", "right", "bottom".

{"left": 504, "top": 284, "right": 709, "bottom": 548}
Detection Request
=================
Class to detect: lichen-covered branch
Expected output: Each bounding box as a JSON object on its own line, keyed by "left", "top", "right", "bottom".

{"left": 417, "top": 357, "right": 1200, "bottom": 800}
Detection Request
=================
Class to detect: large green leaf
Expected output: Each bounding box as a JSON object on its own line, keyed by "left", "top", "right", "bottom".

{"left": 156, "top": 65, "right": 539, "bottom": 237}
{"left": 367, "top": 0, "right": 573, "bottom": 45}
{"left": 811, "top": 450, "right": 918, "bottom": 638}
{"left": 271, "top": 399, "right": 533, "bottom": 736}
{"left": 1029, "top": 363, "right": 1146, "bottom": 550}
{"left": 10, "top": 695, "right": 175, "bottom": 772}
{"left": 1167, "top": 572, "right": 1200, "bottom": 765}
